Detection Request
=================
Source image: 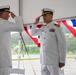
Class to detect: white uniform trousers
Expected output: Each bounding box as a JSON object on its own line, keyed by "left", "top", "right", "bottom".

{"left": 0, "top": 67, "right": 11, "bottom": 75}
{"left": 41, "top": 65, "right": 61, "bottom": 75}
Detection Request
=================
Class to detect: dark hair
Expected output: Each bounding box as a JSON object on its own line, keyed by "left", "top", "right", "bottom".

{"left": 0, "top": 11, "right": 4, "bottom": 17}
{"left": 0, "top": 8, "right": 10, "bottom": 12}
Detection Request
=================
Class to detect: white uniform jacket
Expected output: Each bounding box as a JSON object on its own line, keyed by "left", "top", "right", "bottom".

{"left": 0, "top": 16, "right": 23, "bottom": 67}
{"left": 30, "top": 21, "right": 67, "bottom": 65}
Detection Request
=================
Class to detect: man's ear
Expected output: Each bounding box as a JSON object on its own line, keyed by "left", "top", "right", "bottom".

{"left": 0, "top": 12, "right": 4, "bottom": 17}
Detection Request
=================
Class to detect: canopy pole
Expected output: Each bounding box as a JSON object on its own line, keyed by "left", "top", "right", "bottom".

{"left": 19, "top": 0, "right": 22, "bottom": 16}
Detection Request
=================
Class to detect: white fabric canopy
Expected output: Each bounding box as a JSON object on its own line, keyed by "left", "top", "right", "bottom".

{"left": 0, "top": 0, "right": 76, "bottom": 24}
{"left": 21, "top": 0, "right": 76, "bottom": 24}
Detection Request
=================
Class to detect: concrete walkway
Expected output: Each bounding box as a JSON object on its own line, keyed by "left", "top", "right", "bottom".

{"left": 11, "top": 58, "right": 76, "bottom": 75}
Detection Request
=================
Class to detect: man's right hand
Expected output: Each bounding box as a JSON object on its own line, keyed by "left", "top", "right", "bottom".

{"left": 34, "top": 16, "right": 41, "bottom": 24}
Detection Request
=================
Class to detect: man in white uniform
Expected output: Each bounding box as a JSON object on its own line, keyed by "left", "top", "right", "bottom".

{"left": 0, "top": 5, "right": 23, "bottom": 75}
{"left": 30, "top": 8, "right": 67, "bottom": 75}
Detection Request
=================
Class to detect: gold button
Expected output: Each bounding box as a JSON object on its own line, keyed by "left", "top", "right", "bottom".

{"left": 47, "top": 26, "right": 49, "bottom": 28}
{"left": 44, "top": 37, "right": 46, "bottom": 39}
{"left": 42, "top": 30, "right": 44, "bottom": 31}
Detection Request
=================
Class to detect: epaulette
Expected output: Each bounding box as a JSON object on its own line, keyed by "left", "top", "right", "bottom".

{"left": 54, "top": 23, "right": 60, "bottom": 27}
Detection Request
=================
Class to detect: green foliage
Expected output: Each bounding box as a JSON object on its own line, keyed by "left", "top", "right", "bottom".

{"left": 11, "top": 31, "right": 40, "bottom": 54}
{"left": 66, "top": 34, "right": 76, "bottom": 54}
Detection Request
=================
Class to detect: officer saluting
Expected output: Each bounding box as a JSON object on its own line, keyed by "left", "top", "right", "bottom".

{"left": 30, "top": 8, "right": 67, "bottom": 75}
{"left": 0, "top": 5, "right": 23, "bottom": 75}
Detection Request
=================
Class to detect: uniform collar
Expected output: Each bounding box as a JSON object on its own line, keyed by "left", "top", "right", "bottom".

{"left": 0, "top": 18, "right": 2, "bottom": 20}
{"left": 0, "top": 18, "right": 3, "bottom": 21}
{"left": 45, "top": 21, "right": 54, "bottom": 27}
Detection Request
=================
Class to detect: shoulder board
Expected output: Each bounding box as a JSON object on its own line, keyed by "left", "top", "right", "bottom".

{"left": 54, "top": 23, "right": 60, "bottom": 27}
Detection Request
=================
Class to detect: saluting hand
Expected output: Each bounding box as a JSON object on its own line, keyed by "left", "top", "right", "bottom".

{"left": 10, "top": 11, "right": 16, "bottom": 18}
{"left": 34, "top": 16, "right": 41, "bottom": 24}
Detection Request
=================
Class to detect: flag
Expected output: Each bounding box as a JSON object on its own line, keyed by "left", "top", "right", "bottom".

{"left": 24, "top": 24, "right": 43, "bottom": 47}
{"left": 62, "top": 19, "right": 76, "bottom": 37}
{"left": 23, "top": 19, "right": 76, "bottom": 47}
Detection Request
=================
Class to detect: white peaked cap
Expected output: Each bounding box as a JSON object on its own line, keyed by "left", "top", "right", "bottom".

{"left": 42, "top": 8, "right": 55, "bottom": 13}
{"left": 0, "top": 5, "right": 10, "bottom": 9}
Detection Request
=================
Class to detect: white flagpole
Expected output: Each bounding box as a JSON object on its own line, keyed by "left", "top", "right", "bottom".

{"left": 18, "top": 0, "right": 22, "bottom": 70}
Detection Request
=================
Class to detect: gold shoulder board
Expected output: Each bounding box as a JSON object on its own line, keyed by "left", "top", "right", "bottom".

{"left": 54, "top": 23, "right": 60, "bottom": 27}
